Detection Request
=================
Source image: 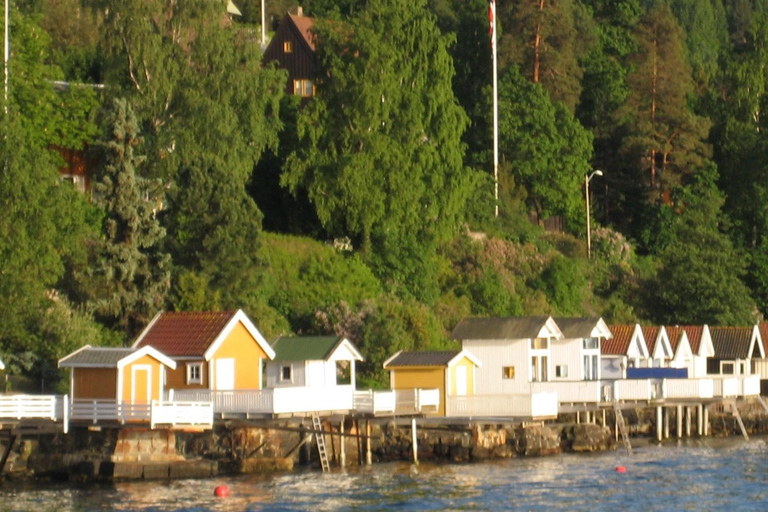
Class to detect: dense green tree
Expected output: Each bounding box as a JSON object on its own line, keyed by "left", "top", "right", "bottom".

{"left": 89, "top": 99, "right": 170, "bottom": 339}
{"left": 497, "top": 65, "right": 593, "bottom": 230}
{"left": 617, "top": 3, "right": 711, "bottom": 203}
{"left": 284, "top": 0, "right": 476, "bottom": 302}
{"left": 650, "top": 164, "right": 755, "bottom": 325}
{"left": 669, "top": 0, "right": 728, "bottom": 90}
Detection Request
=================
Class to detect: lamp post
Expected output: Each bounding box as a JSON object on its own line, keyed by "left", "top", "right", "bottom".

{"left": 585, "top": 170, "right": 603, "bottom": 259}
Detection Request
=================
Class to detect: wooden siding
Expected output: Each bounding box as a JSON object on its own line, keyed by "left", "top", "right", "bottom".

{"left": 462, "top": 338, "right": 540, "bottom": 395}
{"left": 165, "top": 361, "right": 208, "bottom": 391}
{"left": 120, "top": 354, "right": 165, "bottom": 403}
{"left": 392, "top": 368, "right": 445, "bottom": 416}
{"left": 210, "top": 320, "right": 267, "bottom": 390}
{"left": 73, "top": 368, "right": 117, "bottom": 400}
{"left": 263, "top": 16, "right": 317, "bottom": 95}
{"left": 551, "top": 338, "right": 581, "bottom": 381}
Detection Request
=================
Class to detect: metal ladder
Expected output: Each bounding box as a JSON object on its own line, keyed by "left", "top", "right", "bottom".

{"left": 312, "top": 414, "right": 330, "bottom": 472}
{"left": 725, "top": 399, "right": 749, "bottom": 441}
{"left": 613, "top": 402, "right": 632, "bottom": 455}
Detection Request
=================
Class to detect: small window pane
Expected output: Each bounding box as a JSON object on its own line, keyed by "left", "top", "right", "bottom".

{"left": 555, "top": 365, "right": 568, "bottom": 378}
{"left": 281, "top": 365, "right": 292, "bottom": 381}
{"left": 502, "top": 366, "right": 515, "bottom": 379}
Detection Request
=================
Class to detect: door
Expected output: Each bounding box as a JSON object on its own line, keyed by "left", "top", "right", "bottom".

{"left": 131, "top": 366, "right": 152, "bottom": 404}
{"left": 455, "top": 365, "right": 467, "bottom": 396}
{"left": 215, "top": 358, "right": 235, "bottom": 390}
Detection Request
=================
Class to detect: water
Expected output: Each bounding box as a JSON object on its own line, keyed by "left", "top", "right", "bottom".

{"left": 2, "top": 437, "right": 768, "bottom": 511}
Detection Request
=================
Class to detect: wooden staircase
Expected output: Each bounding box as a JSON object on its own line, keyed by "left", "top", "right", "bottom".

{"left": 613, "top": 402, "right": 632, "bottom": 455}
{"left": 312, "top": 414, "right": 330, "bottom": 473}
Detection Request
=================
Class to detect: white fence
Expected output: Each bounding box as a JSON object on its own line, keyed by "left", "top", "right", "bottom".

{"left": 150, "top": 401, "right": 214, "bottom": 429}
{"left": 531, "top": 381, "right": 603, "bottom": 403}
{"left": 354, "top": 390, "right": 396, "bottom": 414}
{"left": 612, "top": 379, "right": 655, "bottom": 401}
{"left": 663, "top": 378, "right": 714, "bottom": 399}
{"left": 171, "top": 386, "right": 358, "bottom": 415}
{"left": 445, "top": 392, "right": 558, "bottom": 419}
{"left": 70, "top": 400, "right": 151, "bottom": 423}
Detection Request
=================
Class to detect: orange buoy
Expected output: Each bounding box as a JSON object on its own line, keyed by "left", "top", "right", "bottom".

{"left": 214, "top": 485, "right": 230, "bottom": 498}
{"left": 615, "top": 466, "right": 627, "bottom": 473}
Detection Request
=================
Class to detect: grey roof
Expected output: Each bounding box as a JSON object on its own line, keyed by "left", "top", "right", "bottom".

{"left": 384, "top": 351, "right": 462, "bottom": 368}
{"left": 553, "top": 317, "right": 602, "bottom": 339}
{"left": 59, "top": 347, "right": 136, "bottom": 367}
{"left": 451, "top": 316, "right": 553, "bottom": 340}
{"left": 709, "top": 327, "right": 755, "bottom": 359}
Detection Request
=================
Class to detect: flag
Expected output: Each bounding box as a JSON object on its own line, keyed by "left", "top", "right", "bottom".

{"left": 489, "top": 0, "right": 496, "bottom": 49}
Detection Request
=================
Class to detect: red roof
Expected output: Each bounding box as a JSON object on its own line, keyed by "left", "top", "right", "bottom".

{"left": 289, "top": 14, "right": 316, "bottom": 51}
{"left": 603, "top": 325, "right": 634, "bottom": 355}
{"left": 681, "top": 325, "right": 704, "bottom": 354}
{"left": 665, "top": 326, "right": 685, "bottom": 353}
{"left": 134, "top": 311, "right": 238, "bottom": 357}
{"left": 641, "top": 326, "right": 660, "bottom": 355}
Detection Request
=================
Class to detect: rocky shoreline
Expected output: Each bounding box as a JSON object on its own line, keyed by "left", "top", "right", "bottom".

{"left": 2, "top": 402, "right": 767, "bottom": 483}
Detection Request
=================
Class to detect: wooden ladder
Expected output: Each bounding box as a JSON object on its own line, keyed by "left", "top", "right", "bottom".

{"left": 613, "top": 402, "right": 632, "bottom": 455}
{"left": 725, "top": 399, "right": 749, "bottom": 441}
{"left": 312, "top": 414, "right": 330, "bottom": 473}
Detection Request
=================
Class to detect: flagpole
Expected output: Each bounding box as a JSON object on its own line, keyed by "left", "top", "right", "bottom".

{"left": 491, "top": 0, "right": 499, "bottom": 217}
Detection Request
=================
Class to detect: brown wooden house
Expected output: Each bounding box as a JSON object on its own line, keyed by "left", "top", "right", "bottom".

{"left": 263, "top": 8, "right": 317, "bottom": 97}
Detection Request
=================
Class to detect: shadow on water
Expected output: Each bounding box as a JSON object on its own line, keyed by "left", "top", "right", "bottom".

{"left": 3, "top": 436, "right": 768, "bottom": 511}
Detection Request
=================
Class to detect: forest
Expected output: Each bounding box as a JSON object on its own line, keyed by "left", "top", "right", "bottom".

{"left": 1, "top": 0, "right": 766, "bottom": 390}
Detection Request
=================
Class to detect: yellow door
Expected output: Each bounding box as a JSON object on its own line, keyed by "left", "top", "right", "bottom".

{"left": 132, "top": 366, "right": 152, "bottom": 404}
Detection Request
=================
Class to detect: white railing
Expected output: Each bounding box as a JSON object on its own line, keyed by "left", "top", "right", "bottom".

{"left": 531, "top": 381, "right": 602, "bottom": 403}
{"left": 663, "top": 378, "right": 714, "bottom": 399}
{"left": 393, "top": 388, "right": 440, "bottom": 413}
{"left": 150, "top": 401, "right": 214, "bottom": 429}
{"left": 354, "top": 390, "right": 396, "bottom": 413}
{"left": 70, "top": 400, "right": 151, "bottom": 423}
{"left": 713, "top": 377, "right": 740, "bottom": 397}
{"left": 445, "top": 392, "right": 558, "bottom": 419}
{"left": 0, "top": 394, "right": 69, "bottom": 433}
{"left": 613, "top": 379, "right": 654, "bottom": 401}
{"left": 171, "top": 386, "right": 357, "bottom": 415}
{"left": 741, "top": 375, "right": 760, "bottom": 396}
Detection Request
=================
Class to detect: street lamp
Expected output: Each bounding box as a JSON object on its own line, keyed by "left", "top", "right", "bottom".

{"left": 585, "top": 170, "right": 603, "bottom": 259}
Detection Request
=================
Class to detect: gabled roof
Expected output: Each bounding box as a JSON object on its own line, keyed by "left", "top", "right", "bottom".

{"left": 709, "top": 326, "right": 763, "bottom": 359}
{"left": 271, "top": 336, "right": 363, "bottom": 363}
{"left": 451, "top": 316, "right": 562, "bottom": 341}
{"left": 288, "top": 13, "right": 316, "bottom": 51}
{"left": 552, "top": 317, "right": 612, "bottom": 340}
{"left": 604, "top": 324, "right": 649, "bottom": 358}
{"left": 132, "top": 310, "right": 275, "bottom": 360}
{"left": 58, "top": 345, "right": 176, "bottom": 370}
{"left": 664, "top": 326, "right": 686, "bottom": 353}
{"left": 641, "top": 326, "right": 660, "bottom": 355}
{"left": 383, "top": 349, "right": 481, "bottom": 369}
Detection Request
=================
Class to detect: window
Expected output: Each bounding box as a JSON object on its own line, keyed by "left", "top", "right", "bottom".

{"left": 186, "top": 363, "right": 203, "bottom": 385}
{"left": 336, "top": 360, "right": 351, "bottom": 385}
{"left": 502, "top": 366, "right": 515, "bottom": 379}
{"left": 530, "top": 338, "right": 548, "bottom": 350}
{"left": 283, "top": 41, "right": 292, "bottom": 53}
{"left": 531, "top": 355, "right": 548, "bottom": 382}
{"left": 555, "top": 365, "right": 568, "bottom": 378}
{"left": 281, "top": 365, "right": 293, "bottom": 382}
{"left": 721, "top": 362, "right": 735, "bottom": 375}
{"left": 583, "top": 355, "right": 598, "bottom": 380}
{"left": 582, "top": 338, "right": 599, "bottom": 350}
{"left": 293, "top": 79, "right": 314, "bottom": 97}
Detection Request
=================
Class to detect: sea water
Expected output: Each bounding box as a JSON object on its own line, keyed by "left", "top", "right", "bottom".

{"left": 1, "top": 437, "right": 767, "bottom": 511}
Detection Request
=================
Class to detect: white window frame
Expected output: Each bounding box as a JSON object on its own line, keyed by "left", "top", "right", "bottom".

{"left": 555, "top": 365, "right": 568, "bottom": 378}
{"left": 187, "top": 362, "right": 203, "bottom": 385}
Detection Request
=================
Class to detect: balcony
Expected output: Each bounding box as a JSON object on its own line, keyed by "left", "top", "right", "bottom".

{"left": 445, "top": 392, "right": 558, "bottom": 419}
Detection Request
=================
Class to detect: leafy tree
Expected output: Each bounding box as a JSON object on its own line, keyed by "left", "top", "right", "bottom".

{"left": 497, "top": 65, "right": 593, "bottom": 229}
{"left": 90, "top": 98, "right": 170, "bottom": 339}
{"left": 650, "top": 164, "right": 756, "bottom": 325}
{"left": 284, "top": 0, "right": 476, "bottom": 302}
{"left": 669, "top": 0, "right": 728, "bottom": 89}
{"left": 617, "top": 3, "right": 711, "bottom": 203}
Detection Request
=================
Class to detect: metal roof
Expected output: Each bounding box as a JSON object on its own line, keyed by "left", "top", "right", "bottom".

{"left": 552, "top": 317, "right": 609, "bottom": 339}
{"left": 451, "top": 316, "right": 558, "bottom": 340}
{"left": 58, "top": 347, "right": 136, "bottom": 367}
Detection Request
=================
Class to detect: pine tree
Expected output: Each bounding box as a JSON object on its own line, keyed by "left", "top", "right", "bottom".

{"left": 91, "top": 98, "right": 170, "bottom": 339}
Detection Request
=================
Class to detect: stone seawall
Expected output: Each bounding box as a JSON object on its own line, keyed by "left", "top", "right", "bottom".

{"left": 0, "top": 420, "right": 615, "bottom": 482}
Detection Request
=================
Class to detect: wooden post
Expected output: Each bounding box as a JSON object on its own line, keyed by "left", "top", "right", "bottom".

{"left": 602, "top": 409, "right": 606, "bottom": 427}
{"left": 676, "top": 405, "right": 682, "bottom": 439}
{"left": 576, "top": 411, "right": 580, "bottom": 424}
{"left": 703, "top": 406, "right": 709, "bottom": 436}
{"left": 663, "top": 407, "right": 670, "bottom": 439}
{"left": 697, "top": 404, "right": 704, "bottom": 436}
{"left": 685, "top": 406, "right": 691, "bottom": 437}
{"left": 366, "top": 420, "right": 372, "bottom": 466}
{"left": 656, "top": 406, "right": 663, "bottom": 442}
{"left": 411, "top": 418, "right": 419, "bottom": 466}
{"left": 355, "top": 419, "right": 362, "bottom": 465}
{"left": 340, "top": 418, "right": 346, "bottom": 468}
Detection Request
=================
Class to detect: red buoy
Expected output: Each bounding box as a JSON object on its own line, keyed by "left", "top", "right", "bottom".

{"left": 214, "top": 485, "right": 230, "bottom": 498}
{"left": 615, "top": 466, "right": 627, "bottom": 473}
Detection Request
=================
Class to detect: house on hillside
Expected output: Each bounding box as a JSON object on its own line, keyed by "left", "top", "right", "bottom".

{"left": 551, "top": 317, "right": 612, "bottom": 382}
{"left": 382, "top": 350, "right": 481, "bottom": 416}
{"left": 451, "top": 316, "right": 562, "bottom": 395}
{"left": 263, "top": 8, "right": 317, "bottom": 97}
{"left": 603, "top": 324, "right": 649, "bottom": 378}
{"left": 708, "top": 326, "right": 764, "bottom": 376}
{"left": 132, "top": 310, "right": 275, "bottom": 392}
{"left": 59, "top": 345, "right": 176, "bottom": 405}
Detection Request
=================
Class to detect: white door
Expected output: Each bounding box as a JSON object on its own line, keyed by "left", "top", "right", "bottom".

{"left": 455, "top": 365, "right": 467, "bottom": 396}
{"left": 215, "top": 358, "right": 235, "bottom": 390}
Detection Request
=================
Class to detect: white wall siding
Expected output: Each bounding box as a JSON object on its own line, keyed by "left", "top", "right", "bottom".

{"left": 462, "top": 339, "right": 530, "bottom": 395}
{"left": 551, "top": 339, "right": 581, "bottom": 381}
